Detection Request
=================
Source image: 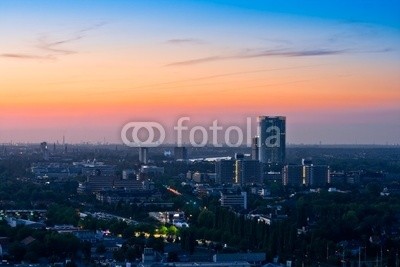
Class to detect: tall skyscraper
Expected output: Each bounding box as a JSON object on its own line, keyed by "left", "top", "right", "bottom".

{"left": 258, "top": 116, "right": 286, "bottom": 164}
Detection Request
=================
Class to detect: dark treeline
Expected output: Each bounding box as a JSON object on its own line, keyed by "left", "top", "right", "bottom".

{"left": 183, "top": 207, "right": 296, "bottom": 260}
{"left": 0, "top": 221, "right": 81, "bottom": 263}
{"left": 183, "top": 190, "right": 400, "bottom": 264}
{"left": 0, "top": 179, "right": 78, "bottom": 209}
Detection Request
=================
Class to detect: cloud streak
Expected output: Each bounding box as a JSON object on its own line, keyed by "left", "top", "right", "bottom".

{"left": 166, "top": 48, "right": 346, "bottom": 66}
{"left": 165, "top": 38, "right": 204, "bottom": 45}
{"left": 37, "top": 21, "right": 107, "bottom": 56}
{"left": 36, "top": 36, "right": 82, "bottom": 55}
{"left": 0, "top": 53, "right": 54, "bottom": 60}
{"left": 1, "top": 22, "right": 107, "bottom": 61}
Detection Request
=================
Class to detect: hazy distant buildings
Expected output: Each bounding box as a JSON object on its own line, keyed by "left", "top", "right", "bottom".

{"left": 31, "top": 162, "right": 75, "bottom": 179}
{"left": 258, "top": 116, "right": 286, "bottom": 164}
{"left": 213, "top": 253, "right": 265, "bottom": 264}
{"left": 79, "top": 160, "right": 116, "bottom": 176}
{"left": 96, "top": 188, "right": 160, "bottom": 205}
{"left": 140, "top": 165, "right": 164, "bottom": 176}
{"left": 329, "top": 171, "right": 360, "bottom": 185}
{"left": 40, "top": 142, "right": 49, "bottom": 161}
{"left": 174, "top": 146, "right": 188, "bottom": 161}
{"left": 31, "top": 160, "right": 118, "bottom": 179}
{"left": 122, "top": 169, "right": 136, "bottom": 180}
{"left": 139, "top": 147, "right": 149, "bottom": 164}
{"left": 192, "top": 171, "right": 208, "bottom": 183}
{"left": 77, "top": 176, "right": 146, "bottom": 193}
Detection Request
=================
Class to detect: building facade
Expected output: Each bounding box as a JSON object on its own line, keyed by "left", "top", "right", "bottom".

{"left": 234, "top": 159, "right": 262, "bottom": 185}
{"left": 220, "top": 191, "right": 248, "bottom": 210}
{"left": 215, "top": 159, "right": 235, "bottom": 184}
{"left": 258, "top": 116, "right": 286, "bottom": 164}
{"left": 139, "top": 147, "right": 149, "bottom": 164}
{"left": 283, "top": 160, "right": 330, "bottom": 187}
{"left": 251, "top": 136, "right": 259, "bottom": 160}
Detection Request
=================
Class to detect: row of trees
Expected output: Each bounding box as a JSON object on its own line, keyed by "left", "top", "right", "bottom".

{"left": 0, "top": 178, "right": 78, "bottom": 210}
{"left": 0, "top": 222, "right": 81, "bottom": 263}
{"left": 193, "top": 207, "right": 296, "bottom": 257}
{"left": 181, "top": 190, "right": 400, "bottom": 264}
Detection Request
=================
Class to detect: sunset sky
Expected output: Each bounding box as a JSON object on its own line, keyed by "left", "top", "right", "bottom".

{"left": 1, "top": 0, "right": 399, "bottom": 144}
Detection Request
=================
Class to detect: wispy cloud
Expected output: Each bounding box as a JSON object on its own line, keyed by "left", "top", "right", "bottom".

{"left": 166, "top": 48, "right": 346, "bottom": 66}
{"left": 166, "top": 20, "right": 395, "bottom": 67}
{"left": 1, "top": 22, "right": 107, "bottom": 60}
{"left": 0, "top": 53, "right": 54, "bottom": 60}
{"left": 37, "top": 21, "right": 107, "bottom": 56}
{"left": 165, "top": 38, "right": 204, "bottom": 45}
{"left": 36, "top": 36, "right": 82, "bottom": 55}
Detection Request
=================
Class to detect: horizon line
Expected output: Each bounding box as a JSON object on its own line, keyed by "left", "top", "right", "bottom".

{"left": 1, "top": 142, "right": 399, "bottom": 147}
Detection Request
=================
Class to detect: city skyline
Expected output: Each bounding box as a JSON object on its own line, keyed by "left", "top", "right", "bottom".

{"left": 1, "top": 1, "right": 399, "bottom": 144}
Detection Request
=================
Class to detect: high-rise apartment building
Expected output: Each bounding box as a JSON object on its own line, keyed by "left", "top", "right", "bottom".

{"left": 282, "top": 159, "right": 330, "bottom": 187}
{"left": 258, "top": 116, "right": 286, "bottom": 164}
{"left": 215, "top": 159, "right": 235, "bottom": 184}
{"left": 234, "top": 159, "right": 262, "bottom": 186}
